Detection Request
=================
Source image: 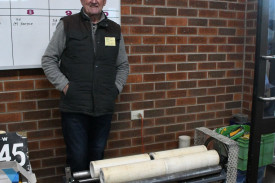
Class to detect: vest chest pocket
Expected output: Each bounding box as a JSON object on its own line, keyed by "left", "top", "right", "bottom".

{"left": 66, "top": 33, "right": 90, "bottom": 59}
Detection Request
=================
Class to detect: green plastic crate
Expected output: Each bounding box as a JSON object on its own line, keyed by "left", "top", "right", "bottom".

{"left": 237, "top": 133, "right": 275, "bottom": 171}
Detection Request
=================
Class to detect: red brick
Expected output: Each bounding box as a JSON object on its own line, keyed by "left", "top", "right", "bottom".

{"left": 186, "top": 121, "right": 205, "bottom": 130}
{"left": 145, "top": 109, "right": 165, "bottom": 118}
{"left": 29, "top": 149, "right": 54, "bottom": 159}
{"left": 121, "top": 146, "right": 143, "bottom": 156}
{"left": 131, "top": 46, "right": 153, "bottom": 54}
{"left": 178, "top": 27, "right": 197, "bottom": 35}
{"left": 120, "top": 93, "right": 143, "bottom": 102}
{"left": 144, "top": 91, "right": 165, "bottom": 100}
{"left": 9, "top": 121, "right": 37, "bottom": 132}
{"left": 167, "top": 73, "right": 187, "bottom": 81}
{"left": 189, "top": 37, "right": 207, "bottom": 44}
{"left": 167, "top": 0, "right": 188, "bottom": 6}
{"left": 207, "top": 103, "right": 225, "bottom": 111}
{"left": 130, "top": 26, "right": 153, "bottom": 34}
{"left": 143, "top": 55, "right": 165, "bottom": 63}
{"left": 165, "top": 124, "right": 185, "bottom": 133}
{"left": 118, "top": 112, "right": 131, "bottom": 121}
{"left": 209, "top": 2, "right": 227, "bottom": 9}
{"left": 208, "top": 87, "right": 226, "bottom": 95}
{"left": 219, "top": 11, "right": 236, "bottom": 18}
{"left": 189, "top": 0, "right": 208, "bottom": 8}
{"left": 177, "top": 63, "right": 197, "bottom": 71}
{"left": 188, "top": 54, "right": 207, "bottom": 61}
{"left": 41, "top": 157, "right": 66, "bottom": 167}
{"left": 144, "top": 143, "right": 165, "bottom": 152}
{"left": 218, "top": 45, "right": 235, "bottom": 52}
{"left": 198, "top": 63, "right": 216, "bottom": 70}
{"left": 216, "top": 94, "right": 233, "bottom": 102}
{"left": 199, "top": 45, "right": 217, "bottom": 52}
{"left": 209, "top": 19, "right": 227, "bottom": 27}
{"left": 0, "top": 104, "right": 6, "bottom": 112}
{"left": 131, "top": 7, "right": 154, "bottom": 15}
{"left": 143, "top": 36, "right": 165, "bottom": 44}
{"left": 219, "top": 28, "right": 236, "bottom": 36}
{"left": 155, "top": 64, "right": 176, "bottom": 72}
{"left": 188, "top": 19, "right": 208, "bottom": 26}
{"left": 197, "top": 112, "right": 215, "bottom": 120}
{"left": 166, "top": 54, "right": 186, "bottom": 62}
{"left": 208, "top": 71, "right": 226, "bottom": 78}
{"left": 131, "top": 137, "right": 154, "bottom": 149}
{"left": 120, "top": 129, "right": 140, "bottom": 139}
{"left": 167, "top": 36, "right": 187, "bottom": 44}
{"left": 111, "top": 121, "right": 131, "bottom": 131}
{"left": 167, "top": 18, "right": 187, "bottom": 26}
{"left": 40, "top": 139, "right": 65, "bottom": 149}
{"left": 121, "top": 6, "right": 130, "bottom": 15}
{"left": 121, "top": 0, "right": 142, "bottom": 5}
{"left": 177, "top": 81, "right": 197, "bottom": 89}
{"left": 0, "top": 113, "right": 21, "bottom": 123}
{"left": 155, "top": 82, "right": 176, "bottom": 90}
{"left": 198, "top": 80, "right": 217, "bottom": 87}
{"left": 35, "top": 79, "right": 54, "bottom": 89}
{"left": 187, "top": 89, "right": 207, "bottom": 96}
{"left": 0, "top": 70, "right": 18, "bottom": 80}
{"left": 21, "top": 90, "right": 50, "bottom": 100}
{"left": 131, "top": 101, "right": 154, "bottom": 110}
{"left": 4, "top": 80, "right": 34, "bottom": 91}
{"left": 188, "top": 72, "right": 207, "bottom": 79}
{"left": 198, "top": 96, "right": 215, "bottom": 104}
{"left": 131, "top": 83, "right": 154, "bottom": 92}
{"left": 144, "top": 126, "right": 164, "bottom": 136}
{"left": 178, "top": 9, "right": 197, "bottom": 16}
{"left": 177, "top": 114, "right": 196, "bottom": 123}
{"left": 19, "top": 69, "right": 45, "bottom": 79}
{"left": 23, "top": 110, "right": 51, "bottom": 120}
{"left": 130, "top": 65, "right": 153, "bottom": 73}
{"left": 199, "top": 28, "right": 218, "bottom": 35}
{"left": 155, "top": 45, "right": 176, "bottom": 53}
{"left": 187, "top": 105, "right": 205, "bottom": 113}
{"left": 127, "top": 75, "right": 142, "bottom": 83}
{"left": 167, "top": 90, "right": 187, "bottom": 98}
{"left": 0, "top": 92, "right": 20, "bottom": 102}
{"left": 144, "top": 73, "right": 165, "bottom": 82}
{"left": 206, "top": 119, "right": 224, "bottom": 128}
{"left": 108, "top": 139, "right": 131, "bottom": 149}
{"left": 178, "top": 45, "right": 197, "bottom": 53}
{"left": 155, "top": 133, "right": 175, "bottom": 142}
{"left": 38, "top": 119, "right": 61, "bottom": 129}
{"left": 176, "top": 98, "right": 196, "bottom": 106}
{"left": 156, "top": 8, "right": 177, "bottom": 16}
{"left": 155, "top": 116, "right": 176, "bottom": 125}
{"left": 124, "top": 36, "right": 141, "bottom": 45}
{"left": 143, "top": 17, "right": 165, "bottom": 25}
{"left": 216, "top": 110, "right": 232, "bottom": 118}
{"left": 155, "top": 27, "right": 176, "bottom": 35}
{"left": 209, "top": 37, "right": 226, "bottom": 44}
{"left": 121, "top": 16, "right": 141, "bottom": 24}
{"left": 155, "top": 99, "right": 176, "bottom": 108}
{"left": 199, "top": 10, "right": 218, "bottom": 17}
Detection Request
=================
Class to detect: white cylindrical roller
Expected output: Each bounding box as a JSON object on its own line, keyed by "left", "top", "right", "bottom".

{"left": 100, "top": 159, "right": 166, "bottom": 183}
{"left": 90, "top": 154, "right": 150, "bottom": 178}
{"left": 99, "top": 150, "right": 220, "bottom": 183}
{"left": 150, "top": 145, "right": 207, "bottom": 159}
{"left": 164, "top": 150, "right": 220, "bottom": 174}
{"left": 178, "top": 135, "right": 191, "bottom": 148}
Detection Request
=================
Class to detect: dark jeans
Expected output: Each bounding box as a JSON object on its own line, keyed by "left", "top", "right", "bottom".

{"left": 61, "top": 112, "right": 112, "bottom": 172}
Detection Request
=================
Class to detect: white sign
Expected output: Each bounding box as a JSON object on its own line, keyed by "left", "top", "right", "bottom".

{"left": 0, "top": 0, "right": 121, "bottom": 70}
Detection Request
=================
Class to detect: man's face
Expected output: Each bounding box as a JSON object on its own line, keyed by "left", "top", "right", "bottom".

{"left": 80, "top": 0, "right": 106, "bottom": 17}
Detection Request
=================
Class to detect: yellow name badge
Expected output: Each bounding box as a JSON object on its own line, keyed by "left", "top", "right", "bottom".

{"left": 105, "top": 37, "right": 116, "bottom": 46}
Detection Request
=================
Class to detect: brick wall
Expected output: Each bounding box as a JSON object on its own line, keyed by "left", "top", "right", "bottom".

{"left": 0, "top": 0, "right": 256, "bottom": 182}
{"left": 243, "top": 0, "right": 257, "bottom": 115}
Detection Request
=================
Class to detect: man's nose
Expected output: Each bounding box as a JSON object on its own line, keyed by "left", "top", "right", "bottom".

{"left": 90, "top": 0, "right": 97, "bottom": 3}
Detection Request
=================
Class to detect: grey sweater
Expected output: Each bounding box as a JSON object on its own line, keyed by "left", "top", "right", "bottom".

{"left": 41, "top": 14, "right": 129, "bottom": 93}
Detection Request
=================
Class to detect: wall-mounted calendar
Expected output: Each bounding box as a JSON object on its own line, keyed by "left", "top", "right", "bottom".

{"left": 0, "top": 0, "right": 121, "bottom": 70}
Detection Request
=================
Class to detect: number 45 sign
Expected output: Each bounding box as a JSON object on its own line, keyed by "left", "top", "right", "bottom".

{"left": 0, "top": 132, "right": 31, "bottom": 171}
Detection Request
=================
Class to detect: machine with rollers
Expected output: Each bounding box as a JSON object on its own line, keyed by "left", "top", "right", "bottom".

{"left": 64, "top": 127, "right": 239, "bottom": 183}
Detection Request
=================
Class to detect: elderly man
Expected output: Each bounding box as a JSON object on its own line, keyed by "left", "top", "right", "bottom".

{"left": 42, "top": 0, "right": 129, "bottom": 172}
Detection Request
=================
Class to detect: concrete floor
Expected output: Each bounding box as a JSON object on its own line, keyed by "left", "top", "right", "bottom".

{"left": 263, "top": 165, "right": 275, "bottom": 183}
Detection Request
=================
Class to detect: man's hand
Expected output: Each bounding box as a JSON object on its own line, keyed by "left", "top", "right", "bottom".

{"left": 63, "top": 84, "right": 69, "bottom": 95}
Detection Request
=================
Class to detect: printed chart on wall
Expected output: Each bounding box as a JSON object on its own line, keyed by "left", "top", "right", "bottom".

{"left": 0, "top": 0, "right": 121, "bottom": 70}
